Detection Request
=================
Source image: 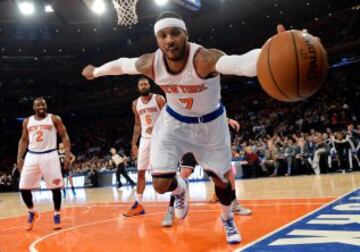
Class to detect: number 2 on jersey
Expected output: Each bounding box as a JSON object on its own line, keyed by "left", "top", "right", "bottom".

{"left": 179, "top": 98, "right": 194, "bottom": 110}
{"left": 36, "top": 131, "right": 44, "bottom": 142}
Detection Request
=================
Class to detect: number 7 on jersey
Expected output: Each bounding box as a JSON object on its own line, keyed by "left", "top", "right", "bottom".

{"left": 179, "top": 98, "right": 194, "bottom": 110}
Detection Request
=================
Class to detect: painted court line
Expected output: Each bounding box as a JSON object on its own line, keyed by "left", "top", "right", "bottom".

{"left": 28, "top": 209, "right": 225, "bottom": 252}
{"left": 235, "top": 187, "right": 360, "bottom": 252}
{"left": 0, "top": 200, "right": 328, "bottom": 232}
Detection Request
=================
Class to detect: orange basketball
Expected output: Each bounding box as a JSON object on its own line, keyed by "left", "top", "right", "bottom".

{"left": 257, "top": 30, "right": 329, "bottom": 102}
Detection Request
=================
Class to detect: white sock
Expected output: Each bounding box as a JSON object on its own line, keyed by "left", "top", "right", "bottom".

{"left": 54, "top": 211, "right": 60, "bottom": 216}
{"left": 220, "top": 204, "right": 233, "bottom": 221}
{"left": 135, "top": 194, "right": 143, "bottom": 203}
{"left": 171, "top": 177, "right": 186, "bottom": 196}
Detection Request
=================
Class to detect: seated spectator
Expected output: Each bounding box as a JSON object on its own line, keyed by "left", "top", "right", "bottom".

{"left": 260, "top": 140, "right": 280, "bottom": 177}
{"left": 243, "top": 146, "right": 262, "bottom": 178}
{"left": 293, "top": 137, "right": 312, "bottom": 175}
{"left": 308, "top": 134, "right": 329, "bottom": 175}
{"left": 284, "top": 139, "right": 296, "bottom": 176}
{"left": 332, "top": 132, "right": 356, "bottom": 172}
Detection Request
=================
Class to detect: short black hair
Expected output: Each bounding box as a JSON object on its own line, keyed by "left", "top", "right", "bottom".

{"left": 156, "top": 11, "right": 183, "bottom": 21}
{"left": 33, "top": 97, "right": 46, "bottom": 103}
{"left": 138, "top": 77, "right": 149, "bottom": 83}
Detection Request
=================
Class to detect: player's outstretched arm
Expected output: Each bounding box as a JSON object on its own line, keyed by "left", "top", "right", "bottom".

{"left": 82, "top": 53, "right": 154, "bottom": 80}
{"left": 195, "top": 47, "right": 261, "bottom": 78}
{"left": 17, "top": 118, "right": 29, "bottom": 171}
{"left": 195, "top": 24, "right": 287, "bottom": 78}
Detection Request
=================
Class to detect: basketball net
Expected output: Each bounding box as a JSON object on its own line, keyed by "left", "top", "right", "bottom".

{"left": 112, "top": 0, "right": 139, "bottom": 26}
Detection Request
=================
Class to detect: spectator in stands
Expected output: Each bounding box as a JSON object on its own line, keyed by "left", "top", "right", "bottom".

{"left": 261, "top": 140, "right": 280, "bottom": 177}
{"left": 309, "top": 134, "right": 329, "bottom": 175}
{"left": 332, "top": 132, "right": 356, "bottom": 172}
{"left": 294, "top": 137, "right": 311, "bottom": 174}
{"left": 284, "top": 139, "right": 296, "bottom": 176}
{"left": 232, "top": 145, "right": 241, "bottom": 159}
{"left": 243, "top": 146, "right": 261, "bottom": 178}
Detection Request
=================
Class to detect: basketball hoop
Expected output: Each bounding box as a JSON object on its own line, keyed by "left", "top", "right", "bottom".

{"left": 112, "top": 0, "right": 139, "bottom": 26}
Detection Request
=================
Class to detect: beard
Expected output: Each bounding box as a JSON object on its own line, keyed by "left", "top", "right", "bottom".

{"left": 140, "top": 89, "right": 150, "bottom": 96}
{"left": 36, "top": 110, "right": 47, "bottom": 117}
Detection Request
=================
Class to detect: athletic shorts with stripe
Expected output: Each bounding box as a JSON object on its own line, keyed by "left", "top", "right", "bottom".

{"left": 150, "top": 109, "right": 232, "bottom": 182}
{"left": 19, "top": 151, "right": 64, "bottom": 189}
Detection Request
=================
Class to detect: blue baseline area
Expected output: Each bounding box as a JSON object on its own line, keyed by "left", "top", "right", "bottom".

{"left": 240, "top": 188, "right": 360, "bottom": 252}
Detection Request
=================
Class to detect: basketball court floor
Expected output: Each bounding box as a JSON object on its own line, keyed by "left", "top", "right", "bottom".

{"left": 1, "top": 173, "right": 360, "bottom": 252}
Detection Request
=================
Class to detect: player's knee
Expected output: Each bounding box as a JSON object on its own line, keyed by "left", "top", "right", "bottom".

{"left": 215, "top": 182, "right": 235, "bottom": 206}
{"left": 153, "top": 178, "right": 170, "bottom": 194}
{"left": 206, "top": 170, "right": 227, "bottom": 188}
{"left": 152, "top": 173, "right": 176, "bottom": 194}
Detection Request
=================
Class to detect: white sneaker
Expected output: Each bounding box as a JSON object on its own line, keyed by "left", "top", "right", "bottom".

{"left": 173, "top": 179, "right": 189, "bottom": 219}
{"left": 232, "top": 200, "right": 252, "bottom": 216}
{"left": 222, "top": 217, "right": 241, "bottom": 244}
{"left": 161, "top": 207, "right": 174, "bottom": 227}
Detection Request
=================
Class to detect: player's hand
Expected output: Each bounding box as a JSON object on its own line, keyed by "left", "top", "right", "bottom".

{"left": 64, "top": 153, "right": 71, "bottom": 170}
{"left": 82, "top": 65, "right": 96, "bottom": 80}
{"left": 145, "top": 126, "right": 153, "bottom": 135}
{"left": 277, "top": 24, "right": 321, "bottom": 42}
{"left": 131, "top": 145, "right": 138, "bottom": 158}
{"left": 17, "top": 158, "right": 24, "bottom": 172}
{"left": 277, "top": 24, "right": 286, "bottom": 34}
{"left": 277, "top": 24, "right": 305, "bottom": 34}
{"left": 228, "top": 118, "right": 240, "bottom": 132}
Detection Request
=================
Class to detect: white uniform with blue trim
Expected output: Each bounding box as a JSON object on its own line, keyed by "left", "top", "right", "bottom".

{"left": 136, "top": 94, "right": 161, "bottom": 170}
{"left": 19, "top": 114, "right": 63, "bottom": 189}
{"left": 150, "top": 42, "right": 231, "bottom": 179}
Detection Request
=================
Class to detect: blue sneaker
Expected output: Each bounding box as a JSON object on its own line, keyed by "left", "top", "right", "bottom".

{"left": 222, "top": 217, "right": 241, "bottom": 244}
{"left": 26, "top": 211, "right": 39, "bottom": 231}
{"left": 123, "top": 201, "right": 145, "bottom": 217}
{"left": 53, "top": 214, "right": 61, "bottom": 230}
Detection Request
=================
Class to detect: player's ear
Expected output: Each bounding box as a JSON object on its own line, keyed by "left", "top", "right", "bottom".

{"left": 184, "top": 30, "right": 189, "bottom": 41}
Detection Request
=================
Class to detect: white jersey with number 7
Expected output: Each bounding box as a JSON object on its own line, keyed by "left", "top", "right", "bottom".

{"left": 153, "top": 42, "right": 221, "bottom": 117}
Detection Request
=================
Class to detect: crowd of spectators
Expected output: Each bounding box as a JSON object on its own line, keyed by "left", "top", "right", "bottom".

{"left": 233, "top": 126, "right": 360, "bottom": 179}
{"left": 0, "top": 6, "right": 359, "bottom": 191}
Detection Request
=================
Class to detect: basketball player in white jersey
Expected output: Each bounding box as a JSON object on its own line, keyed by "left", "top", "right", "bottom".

{"left": 123, "top": 77, "right": 166, "bottom": 217}
{"left": 59, "top": 143, "right": 76, "bottom": 197}
{"left": 17, "top": 97, "right": 71, "bottom": 231}
{"left": 82, "top": 11, "right": 285, "bottom": 243}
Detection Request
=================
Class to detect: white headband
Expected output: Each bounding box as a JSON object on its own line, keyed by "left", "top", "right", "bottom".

{"left": 154, "top": 18, "right": 187, "bottom": 35}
